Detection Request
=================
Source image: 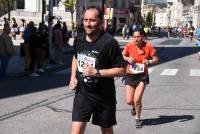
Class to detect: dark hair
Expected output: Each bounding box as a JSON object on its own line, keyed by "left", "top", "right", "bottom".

{"left": 85, "top": 6, "right": 103, "bottom": 20}
{"left": 133, "top": 28, "right": 145, "bottom": 36}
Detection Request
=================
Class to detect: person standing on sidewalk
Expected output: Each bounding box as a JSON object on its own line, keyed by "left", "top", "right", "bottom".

{"left": 122, "top": 28, "right": 158, "bottom": 128}
{"left": 69, "top": 6, "right": 125, "bottom": 134}
{"left": 52, "top": 22, "right": 63, "bottom": 64}
{"left": 0, "top": 25, "right": 15, "bottom": 79}
{"left": 28, "top": 26, "right": 42, "bottom": 77}
{"left": 23, "top": 21, "right": 34, "bottom": 71}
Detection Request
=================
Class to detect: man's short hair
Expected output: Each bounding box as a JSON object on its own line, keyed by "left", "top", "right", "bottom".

{"left": 85, "top": 6, "right": 103, "bottom": 20}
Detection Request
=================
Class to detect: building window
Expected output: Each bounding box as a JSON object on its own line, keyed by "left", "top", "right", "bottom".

{"left": 17, "top": 0, "right": 25, "bottom": 9}
{"left": 119, "top": 17, "right": 126, "bottom": 23}
{"left": 117, "top": 0, "right": 125, "bottom": 8}
{"left": 132, "top": 0, "right": 139, "bottom": 5}
{"left": 113, "top": 0, "right": 117, "bottom": 8}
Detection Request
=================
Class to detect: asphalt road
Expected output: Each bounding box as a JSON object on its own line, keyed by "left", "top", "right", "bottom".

{"left": 0, "top": 37, "right": 200, "bottom": 134}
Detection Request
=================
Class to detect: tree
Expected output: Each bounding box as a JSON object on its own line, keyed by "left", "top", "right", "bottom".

{"left": 63, "top": 0, "right": 77, "bottom": 31}
{"left": 0, "top": 0, "right": 15, "bottom": 20}
{"left": 145, "top": 12, "right": 153, "bottom": 27}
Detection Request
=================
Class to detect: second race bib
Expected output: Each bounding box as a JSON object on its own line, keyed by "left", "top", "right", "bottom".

{"left": 130, "top": 63, "right": 145, "bottom": 74}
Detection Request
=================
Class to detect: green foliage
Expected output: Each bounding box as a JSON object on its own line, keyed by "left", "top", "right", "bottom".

{"left": 63, "top": 0, "right": 76, "bottom": 12}
{"left": 0, "top": 0, "right": 16, "bottom": 8}
{"left": 0, "top": 0, "right": 16, "bottom": 20}
{"left": 145, "top": 12, "right": 153, "bottom": 27}
{"left": 0, "top": 0, "right": 15, "bottom": 6}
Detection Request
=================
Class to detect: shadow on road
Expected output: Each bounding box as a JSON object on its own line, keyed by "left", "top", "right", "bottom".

{"left": 155, "top": 46, "right": 199, "bottom": 66}
{"left": 142, "top": 115, "right": 194, "bottom": 126}
{"left": 0, "top": 73, "right": 71, "bottom": 99}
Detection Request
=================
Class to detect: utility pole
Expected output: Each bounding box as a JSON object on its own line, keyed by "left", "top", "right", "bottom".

{"left": 102, "top": 0, "right": 105, "bottom": 14}
{"left": 141, "top": 0, "right": 144, "bottom": 18}
{"left": 42, "top": 0, "right": 46, "bottom": 23}
{"left": 48, "top": 0, "right": 53, "bottom": 58}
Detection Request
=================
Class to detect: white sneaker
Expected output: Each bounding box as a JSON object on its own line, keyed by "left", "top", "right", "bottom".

{"left": 30, "top": 73, "right": 40, "bottom": 77}
{"left": 37, "top": 68, "right": 45, "bottom": 73}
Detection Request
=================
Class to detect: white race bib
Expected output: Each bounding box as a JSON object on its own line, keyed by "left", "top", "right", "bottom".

{"left": 130, "top": 63, "right": 145, "bottom": 74}
{"left": 77, "top": 54, "right": 96, "bottom": 73}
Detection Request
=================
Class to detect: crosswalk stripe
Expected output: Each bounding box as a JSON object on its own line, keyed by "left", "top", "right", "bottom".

{"left": 190, "top": 69, "right": 200, "bottom": 76}
{"left": 160, "top": 69, "right": 178, "bottom": 76}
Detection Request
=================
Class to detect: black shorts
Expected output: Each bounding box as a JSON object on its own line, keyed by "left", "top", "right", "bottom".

{"left": 125, "top": 74, "right": 149, "bottom": 86}
{"left": 72, "top": 92, "right": 117, "bottom": 128}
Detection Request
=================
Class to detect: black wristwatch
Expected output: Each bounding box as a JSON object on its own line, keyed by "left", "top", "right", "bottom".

{"left": 95, "top": 69, "right": 101, "bottom": 77}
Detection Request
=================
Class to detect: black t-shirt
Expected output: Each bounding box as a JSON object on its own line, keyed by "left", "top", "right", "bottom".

{"left": 73, "top": 31, "right": 125, "bottom": 107}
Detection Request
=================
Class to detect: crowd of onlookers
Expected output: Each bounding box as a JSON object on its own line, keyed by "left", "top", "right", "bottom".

{"left": 0, "top": 17, "right": 70, "bottom": 77}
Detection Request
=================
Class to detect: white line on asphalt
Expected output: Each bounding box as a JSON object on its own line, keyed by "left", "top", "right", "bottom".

{"left": 190, "top": 69, "right": 200, "bottom": 76}
{"left": 160, "top": 69, "right": 178, "bottom": 76}
{"left": 148, "top": 68, "right": 153, "bottom": 73}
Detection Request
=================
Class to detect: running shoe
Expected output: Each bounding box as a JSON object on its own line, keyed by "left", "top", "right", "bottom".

{"left": 131, "top": 107, "right": 136, "bottom": 116}
{"left": 135, "top": 119, "right": 142, "bottom": 128}
{"left": 30, "top": 73, "right": 40, "bottom": 77}
{"left": 37, "top": 68, "right": 45, "bottom": 73}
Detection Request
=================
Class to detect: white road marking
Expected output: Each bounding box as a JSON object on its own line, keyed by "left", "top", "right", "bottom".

{"left": 190, "top": 69, "right": 200, "bottom": 76}
{"left": 148, "top": 68, "right": 153, "bottom": 73}
{"left": 160, "top": 69, "right": 178, "bottom": 76}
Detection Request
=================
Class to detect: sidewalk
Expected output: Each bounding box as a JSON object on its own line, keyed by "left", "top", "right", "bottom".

{"left": 3, "top": 36, "right": 74, "bottom": 80}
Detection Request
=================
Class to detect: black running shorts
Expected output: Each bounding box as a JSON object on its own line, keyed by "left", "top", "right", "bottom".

{"left": 125, "top": 74, "right": 149, "bottom": 86}
{"left": 72, "top": 92, "right": 117, "bottom": 128}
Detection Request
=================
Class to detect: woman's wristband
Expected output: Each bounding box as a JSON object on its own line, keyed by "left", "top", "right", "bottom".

{"left": 148, "top": 59, "right": 153, "bottom": 64}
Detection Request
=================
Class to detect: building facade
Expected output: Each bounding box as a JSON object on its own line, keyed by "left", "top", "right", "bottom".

{"left": 193, "top": 0, "right": 200, "bottom": 28}
{"left": 76, "top": 0, "right": 141, "bottom": 32}
{"left": 165, "top": 0, "right": 199, "bottom": 28}
{"left": 155, "top": 9, "right": 168, "bottom": 27}
{"left": 1, "top": 0, "right": 143, "bottom": 31}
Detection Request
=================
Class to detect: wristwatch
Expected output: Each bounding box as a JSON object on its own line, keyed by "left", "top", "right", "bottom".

{"left": 95, "top": 69, "right": 101, "bottom": 77}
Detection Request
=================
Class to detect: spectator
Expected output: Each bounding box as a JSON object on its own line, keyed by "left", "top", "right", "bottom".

{"left": 19, "top": 19, "right": 26, "bottom": 39}
{"left": 0, "top": 25, "right": 15, "bottom": 79}
{"left": 52, "top": 23, "right": 63, "bottom": 64}
{"left": 37, "top": 22, "right": 48, "bottom": 70}
{"left": 106, "top": 24, "right": 115, "bottom": 36}
{"left": 28, "top": 26, "right": 42, "bottom": 77}
{"left": 62, "top": 22, "right": 69, "bottom": 46}
{"left": 11, "top": 17, "right": 18, "bottom": 40}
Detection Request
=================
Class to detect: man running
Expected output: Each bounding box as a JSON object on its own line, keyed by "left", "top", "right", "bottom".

{"left": 69, "top": 6, "right": 125, "bottom": 134}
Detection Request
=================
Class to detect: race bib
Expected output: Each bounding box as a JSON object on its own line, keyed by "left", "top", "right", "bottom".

{"left": 77, "top": 54, "right": 96, "bottom": 73}
{"left": 130, "top": 63, "right": 145, "bottom": 74}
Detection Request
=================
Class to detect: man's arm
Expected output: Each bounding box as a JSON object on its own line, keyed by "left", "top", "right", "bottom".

{"left": 69, "top": 56, "right": 78, "bottom": 90}
{"left": 98, "top": 67, "right": 125, "bottom": 77}
{"left": 83, "top": 66, "right": 125, "bottom": 78}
